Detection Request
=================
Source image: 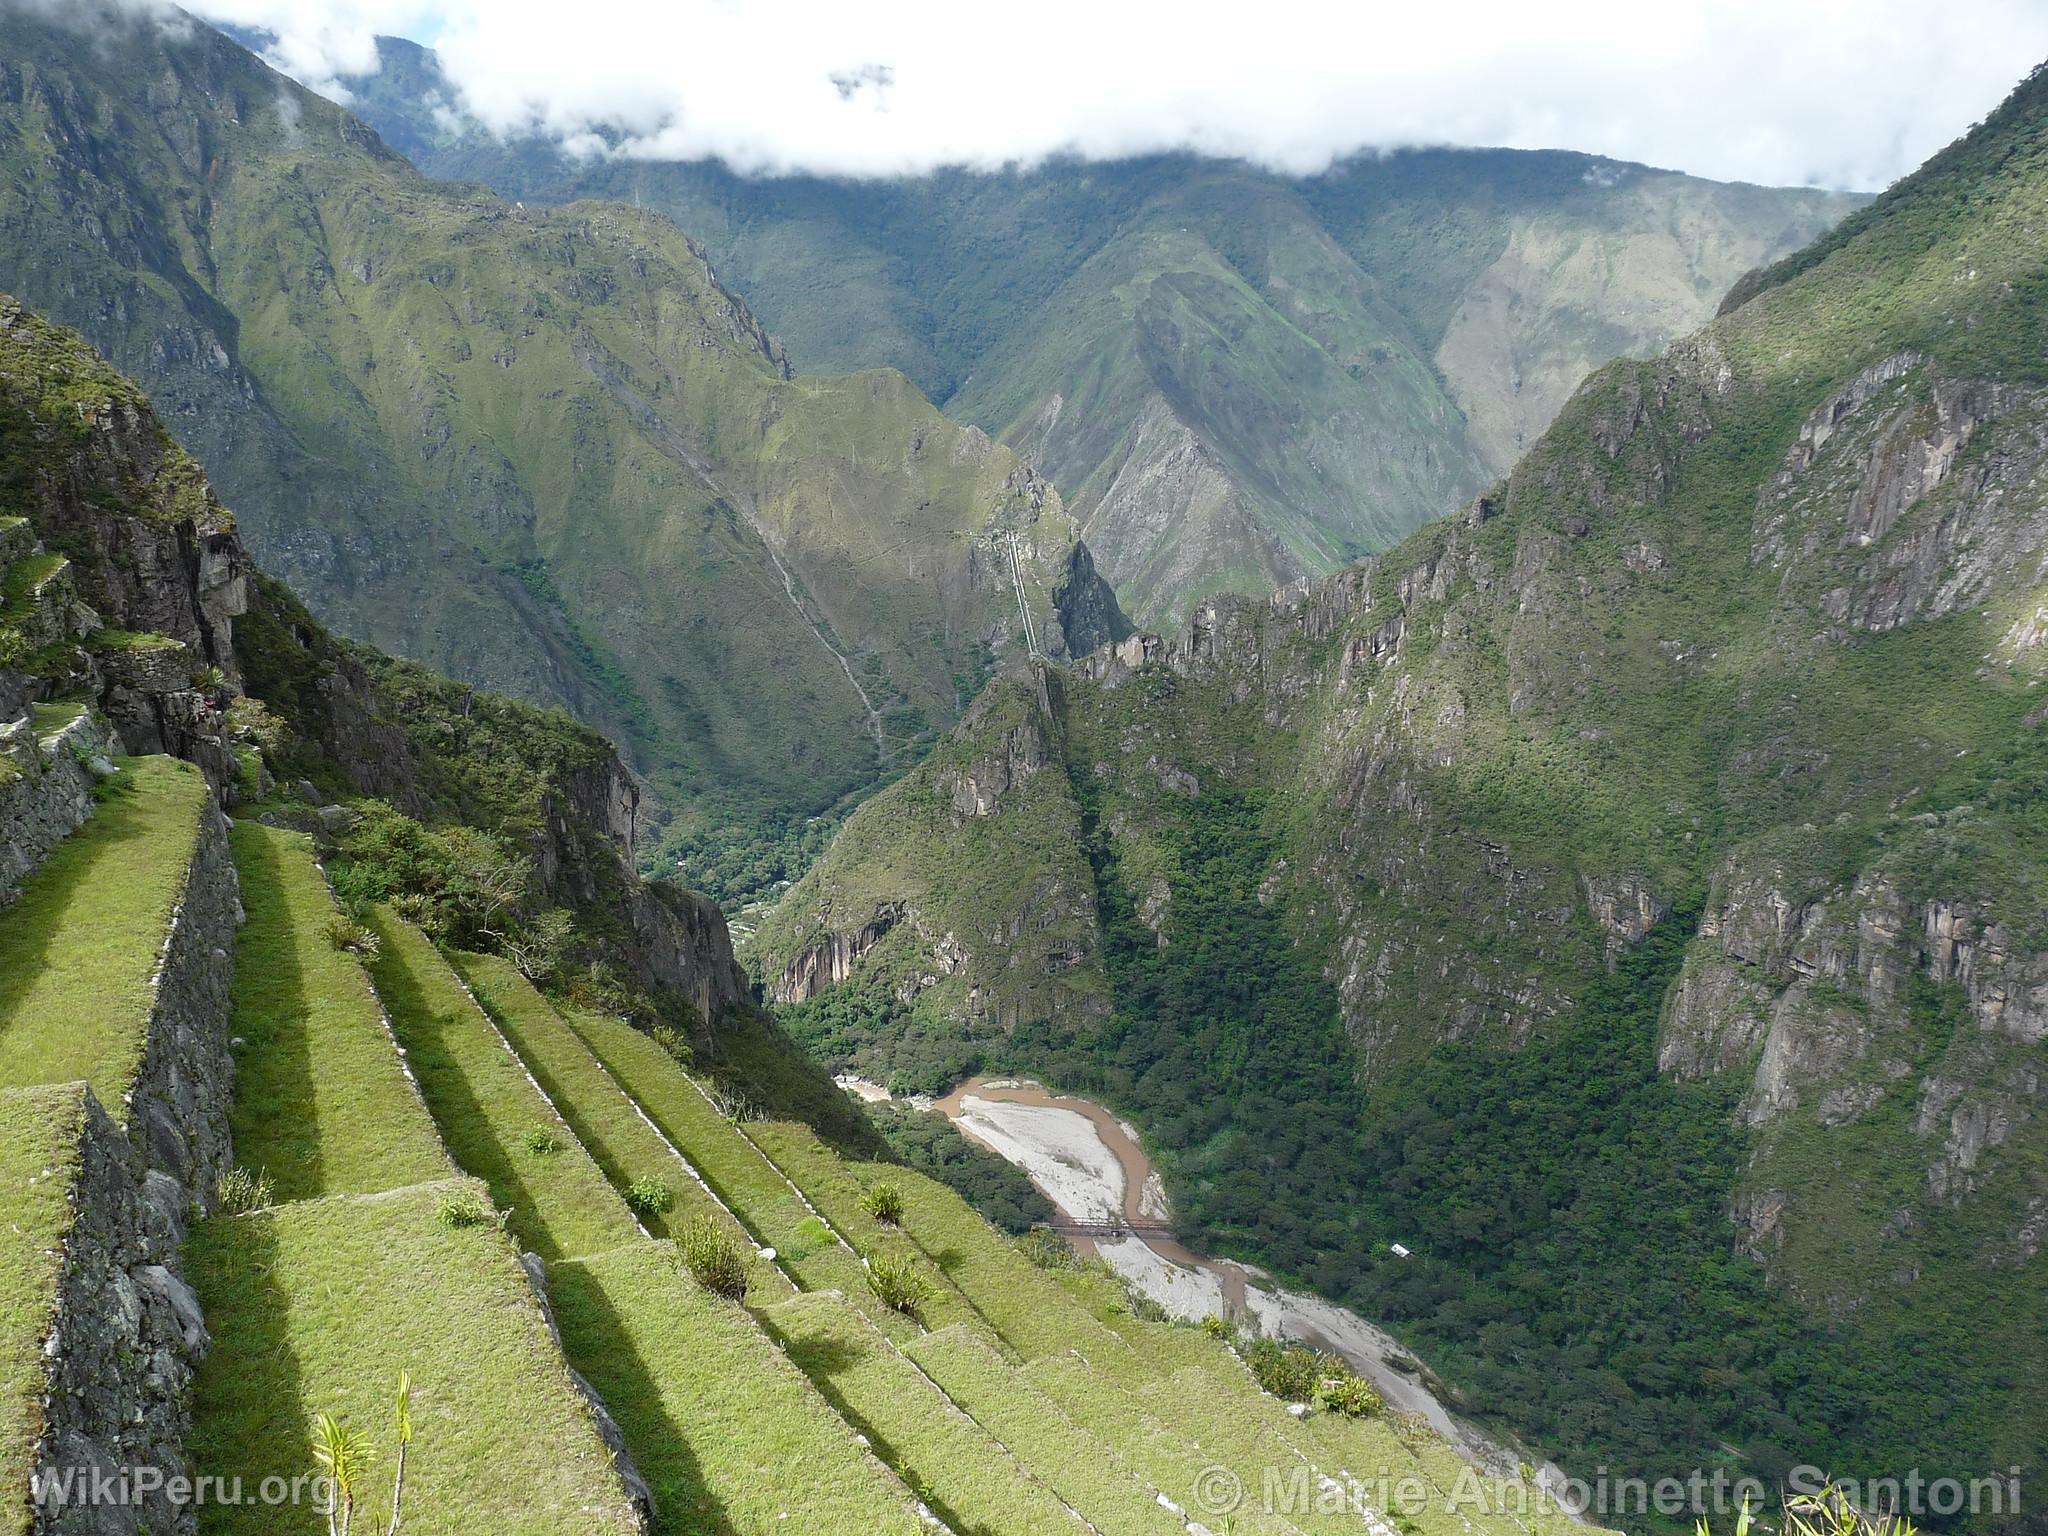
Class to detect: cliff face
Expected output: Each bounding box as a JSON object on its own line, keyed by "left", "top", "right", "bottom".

{"left": 0, "top": 292, "right": 749, "bottom": 1024}
{"left": 758, "top": 63, "right": 2048, "bottom": 1491}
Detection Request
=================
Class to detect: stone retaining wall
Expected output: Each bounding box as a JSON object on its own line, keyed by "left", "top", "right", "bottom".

{"left": 28, "top": 801, "right": 238, "bottom": 1536}
{"left": 0, "top": 712, "right": 110, "bottom": 903}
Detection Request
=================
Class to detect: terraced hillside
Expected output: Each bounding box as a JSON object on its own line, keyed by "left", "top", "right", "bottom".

{"left": 0, "top": 743, "right": 1594, "bottom": 1534}
{"left": 0, "top": 291, "right": 1583, "bottom": 1533}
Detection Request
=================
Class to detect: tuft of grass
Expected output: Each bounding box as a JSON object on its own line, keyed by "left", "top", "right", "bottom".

{"left": 436, "top": 1192, "right": 492, "bottom": 1229}
{"left": 624, "top": 1178, "right": 674, "bottom": 1221}
{"left": 521, "top": 1126, "right": 560, "bottom": 1157}
{"left": 1017, "top": 1227, "right": 1077, "bottom": 1271}
{"left": 323, "top": 914, "right": 380, "bottom": 958}
{"left": 675, "top": 1214, "right": 750, "bottom": 1302}
{"left": 215, "top": 1166, "right": 275, "bottom": 1216}
{"left": 859, "top": 1182, "right": 904, "bottom": 1226}
{"left": 862, "top": 1247, "right": 933, "bottom": 1319}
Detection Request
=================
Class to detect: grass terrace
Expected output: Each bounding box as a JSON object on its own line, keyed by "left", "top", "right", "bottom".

{"left": 742, "top": 1121, "right": 977, "bottom": 1332}
{"left": 0, "top": 553, "right": 61, "bottom": 610}
{"left": 363, "top": 912, "right": 639, "bottom": 1261}
{"left": 760, "top": 1292, "right": 1082, "bottom": 1535}
{"left": 558, "top": 1009, "right": 877, "bottom": 1298}
{"left": 445, "top": 953, "right": 773, "bottom": 1269}
{"left": 550, "top": 1242, "right": 924, "bottom": 1536}
{"left": 186, "top": 1178, "right": 642, "bottom": 1536}
{"left": 225, "top": 824, "right": 449, "bottom": 1199}
{"left": 905, "top": 1323, "right": 1186, "bottom": 1536}
{"left": 0, "top": 756, "right": 206, "bottom": 1106}
{"left": 853, "top": 1161, "right": 1125, "bottom": 1362}
{"left": 0, "top": 1084, "right": 88, "bottom": 1536}
{"left": 1022, "top": 1352, "right": 1313, "bottom": 1536}
{"left": 25, "top": 701, "right": 81, "bottom": 736}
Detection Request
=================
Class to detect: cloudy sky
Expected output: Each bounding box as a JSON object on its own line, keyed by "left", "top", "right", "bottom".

{"left": 174, "top": 0, "right": 2046, "bottom": 190}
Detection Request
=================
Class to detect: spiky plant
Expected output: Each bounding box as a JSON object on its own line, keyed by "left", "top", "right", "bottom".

{"left": 860, "top": 1182, "right": 904, "bottom": 1225}
{"left": 864, "top": 1247, "right": 933, "bottom": 1319}
{"left": 310, "top": 1413, "right": 373, "bottom": 1536}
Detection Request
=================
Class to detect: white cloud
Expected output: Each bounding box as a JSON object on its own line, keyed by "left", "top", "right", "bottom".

{"left": 177, "top": 0, "right": 2048, "bottom": 190}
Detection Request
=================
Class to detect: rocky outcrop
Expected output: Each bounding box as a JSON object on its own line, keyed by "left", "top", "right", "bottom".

{"left": 1050, "top": 542, "right": 1132, "bottom": 660}
{"left": 1582, "top": 875, "right": 1670, "bottom": 966}
{"left": 936, "top": 696, "right": 1050, "bottom": 817}
{"left": 773, "top": 903, "right": 907, "bottom": 1005}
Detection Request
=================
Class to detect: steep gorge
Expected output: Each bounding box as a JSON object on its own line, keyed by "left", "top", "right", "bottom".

{"left": 758, "top": 62, "right": 2048, "bottom": 1514}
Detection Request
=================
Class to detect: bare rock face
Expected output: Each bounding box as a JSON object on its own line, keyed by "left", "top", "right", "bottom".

{"left": 772, "top": 902, "right": 907, "bottom": 1006}
{"left": 1582, "top": 874, "right": 1670, "bottom": 966}
{"left": 937, "top": 707, "right": 1048, "bottom": 818}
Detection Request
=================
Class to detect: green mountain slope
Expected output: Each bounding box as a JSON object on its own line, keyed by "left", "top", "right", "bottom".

{"left": 350, "top": 39, "right": 1860, "bottom": 623}
{"left": 0, "top": 6, "right": 1124, "bottom": 896}
{"left": 755, "top": 62, "right": 2048, "bottom": 1518}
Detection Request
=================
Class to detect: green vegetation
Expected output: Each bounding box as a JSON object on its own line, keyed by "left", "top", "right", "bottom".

{"left": 0, "top": 756, "right": 206, "bottom": 1107}
{"left": 0, "top": 12, "right": 1107, "bottom": 899}
{"left": 225, "top": 825, "right": 450, "bottom": 1201}
{"left": 363, "top": 908, "right": 639, "bottom": 1261}
{"left": 215, "top": 1166, "right": 275, "bottom": 1216}
{"left": 557, "top": 1009, "right": 878, "bottom": 1296}
{"left": 859, "top": 1182, "right": 904, "bottom": 1225}
{"left": 549, "top": 1244, "right": 925, "bottom": 1536}
{"left": 863, "top": 1101, "right": 1052, "bottom": 1234}
{"left": 905, "top": 1326, "right": 1186, "bottom": 1536}
{"left": 186, "top": 1180, "right": 641, "bottom": 1536}
{"left": 762, "top": 1293, "right": 1080, "bottom": 1535}
{"left": 370, "top": 54, "right": 1855, "bottom": 626}
{"left": 0, "top": 1084, "right": 86, "bottom": 1536}
{"left": 675, "top": 1214, "right": 751, "bottom": 1301}
{"left": 623, "top": 1178, "right": 674, "bottom": 1221}
{"left": 861, "top": 1248, "right": 933, "bottom": 1319}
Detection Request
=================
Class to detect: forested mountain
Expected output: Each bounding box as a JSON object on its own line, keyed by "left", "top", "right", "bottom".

{"left": 0, "top": 3, "right": 1125, "bottom": 899}
{"left": 345, "top": 35, "right": 1862, "bottom": 624}
{"left": 756, "top": 60, "right": 2048, "bottom": 1518}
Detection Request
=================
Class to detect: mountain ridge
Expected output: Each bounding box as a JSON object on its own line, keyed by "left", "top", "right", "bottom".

{"left": 0, "top": 2, "right": 1125, "bottom": 902}
{"left": 754, "top": 56, "right": 2048, "bottom": 1516}
{"left": 342, "top": 36, "right": 1865, "bottom": 623}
